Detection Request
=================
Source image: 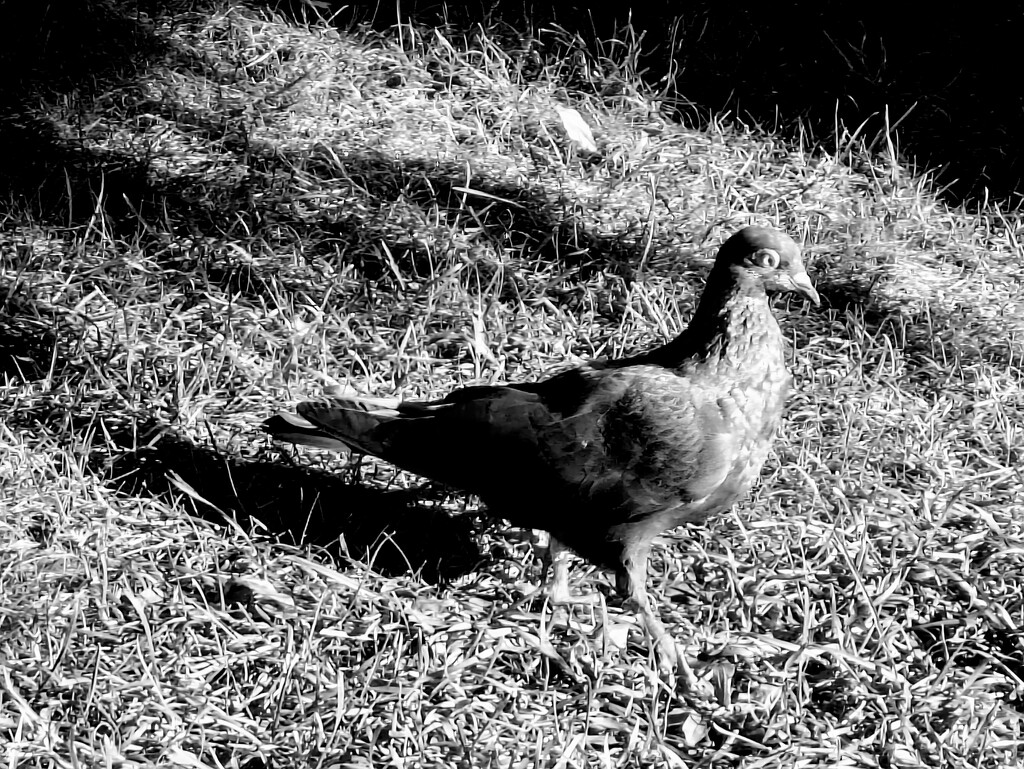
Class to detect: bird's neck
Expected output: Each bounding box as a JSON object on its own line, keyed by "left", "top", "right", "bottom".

{"left": 642, "top": 272, "right": 783, "bottom": 372}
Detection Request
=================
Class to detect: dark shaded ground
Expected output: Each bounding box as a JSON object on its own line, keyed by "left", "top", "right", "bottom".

{"left": 2, "top": 1, "right": 1020, "bottom": 206}
{"left": 0, "top": 2, "right": 165, "bottom": 220}
{"left": 99, "top": 426, "right": 483, "bottom": 582}
{"left": 336, "top": 0, "right": 1024, "bottom": 204}
{"left": 631, "top": 4, "right": 1024, "bottom": 204}
{"left": 0, "top": 344, "right": 480, "bottom": 578}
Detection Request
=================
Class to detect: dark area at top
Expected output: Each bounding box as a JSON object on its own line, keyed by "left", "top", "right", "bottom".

{"left": 346, "top": 0, "right": 1024, "bottom": 205}
{"left": 0, "top": 0, "right": 1019, "bottom": 205}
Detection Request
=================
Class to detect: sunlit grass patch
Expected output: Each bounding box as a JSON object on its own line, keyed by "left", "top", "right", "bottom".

{"left": 0, "top": 3, "right": 1021, "bottom": 767}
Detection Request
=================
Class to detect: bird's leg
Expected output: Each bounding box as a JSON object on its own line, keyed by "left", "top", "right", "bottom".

{"left": 618, "top": 542, "right": 700, "bottom": 691}
{"left": 546, "top": 536, "right": 599, "bottom": 606}
{"left": 534, "top": 529, "right": 552, "bottom": 575}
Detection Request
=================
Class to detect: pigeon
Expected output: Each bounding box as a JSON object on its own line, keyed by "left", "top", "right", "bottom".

{"left": 264, "top": 225, "right": 819, "bottom": 688}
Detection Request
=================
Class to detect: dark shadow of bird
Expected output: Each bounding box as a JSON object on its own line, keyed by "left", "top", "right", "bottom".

{"left": 264, "top": 225, "right": 819, "bottom": 690}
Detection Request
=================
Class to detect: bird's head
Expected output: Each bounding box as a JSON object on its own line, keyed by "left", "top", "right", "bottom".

{"left": 716, "top": 226, "right": 819, "bottom": 305}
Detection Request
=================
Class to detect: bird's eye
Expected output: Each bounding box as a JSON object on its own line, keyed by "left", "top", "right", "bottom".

{"left": 753, "top": 248, "right": 781, "bottom": 269}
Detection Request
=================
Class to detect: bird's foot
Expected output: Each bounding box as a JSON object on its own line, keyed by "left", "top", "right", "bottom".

{"left": 542, "top": 535, "right": 598, "bottom": 606}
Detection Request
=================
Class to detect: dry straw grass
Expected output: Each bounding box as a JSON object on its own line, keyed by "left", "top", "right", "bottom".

{"left": 1, "top": 3, "right": 1022, "bottom": 767}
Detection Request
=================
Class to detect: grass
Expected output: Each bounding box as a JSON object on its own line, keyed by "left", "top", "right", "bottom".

{"left": 1, "top": 3, "right": 1022, "bottom": 767}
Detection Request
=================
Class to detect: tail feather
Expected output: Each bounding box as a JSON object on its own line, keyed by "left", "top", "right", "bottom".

{"left": 262, "top": 411, "right": 353, "bottom": 451}
{"left": 296, "top": 397, "right": 404, "bottom": 456}
{"left": 264, "top": 393, "right": 420, "bottom": 458}
{"left": 265, "top": 383, "right": 544, "bottom": 492}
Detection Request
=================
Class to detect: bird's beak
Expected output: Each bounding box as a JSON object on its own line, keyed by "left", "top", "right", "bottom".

{"left": 790, "top": 271, "right": 820, "bottom": 305}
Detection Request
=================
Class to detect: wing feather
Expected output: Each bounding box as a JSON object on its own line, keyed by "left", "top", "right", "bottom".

{"left": 267, "top": 364, "right": 743, "bottom": 529}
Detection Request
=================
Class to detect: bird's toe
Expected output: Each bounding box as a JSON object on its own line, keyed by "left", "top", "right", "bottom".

{"left": 654, "top": 632, "right": 679, "bottom": 671}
